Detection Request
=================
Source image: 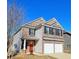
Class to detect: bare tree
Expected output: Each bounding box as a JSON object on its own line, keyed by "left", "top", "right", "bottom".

{"left": 7, "top": 0, "right": 23, "bottom": 51}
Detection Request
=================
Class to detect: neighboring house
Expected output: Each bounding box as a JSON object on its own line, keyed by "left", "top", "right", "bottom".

{"left": 10, "top": 17, "right": 64, "bottom": 54}
{"left": 63, "top": 32, "right": 71, "bottom": 53}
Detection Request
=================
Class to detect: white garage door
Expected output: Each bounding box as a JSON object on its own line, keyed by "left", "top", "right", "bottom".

{"left": 44, "top": 43, "right": 54, "bottom": 53}
{"left": 55, "top": 44, "right": 63, "bottom": 53}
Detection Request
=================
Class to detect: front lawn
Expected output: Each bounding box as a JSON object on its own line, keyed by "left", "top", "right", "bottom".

{"left": 11, "top": 52, "right": 70, "bottom": 59}
{"left": 11, "top": 52, "right": 56, "bottom": 59}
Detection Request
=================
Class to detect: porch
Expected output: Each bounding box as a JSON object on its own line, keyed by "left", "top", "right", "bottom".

{"left": 20, "top": 37, "right": 39, "bottom": 54}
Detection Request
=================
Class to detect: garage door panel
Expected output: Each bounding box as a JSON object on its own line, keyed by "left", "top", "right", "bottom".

{"left": 55, "top": 44, "right": 63, "bottom": 53}
{"left": 44, "top": 43, "right": 54, "bottom": 53}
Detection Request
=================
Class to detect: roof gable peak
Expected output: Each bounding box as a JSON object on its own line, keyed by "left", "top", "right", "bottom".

{"left": 46, "top": 17, "right": 64, "bottom": 30}
{"left": 23, "top": 17, "right": 45, "bottom": 27}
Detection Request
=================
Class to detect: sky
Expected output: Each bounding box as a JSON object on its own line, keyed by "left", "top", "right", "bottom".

{"left": 8, "top": 0, "right": 71, "bottom": 32}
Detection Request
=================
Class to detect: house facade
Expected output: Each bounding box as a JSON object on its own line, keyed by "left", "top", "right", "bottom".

{"left": 10, "top": 17, "right": 64, "bottom": 54}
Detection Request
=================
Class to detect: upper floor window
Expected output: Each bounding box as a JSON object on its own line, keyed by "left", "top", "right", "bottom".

{"left": 44, "top": 26, "right": 49, "bottom": 34}
{"left": 44, "top": 26, "right": 54, "bottom": 35}
{"left": 55, "top": 29, "right": 63, "bottom": 36}
{"left": 29, "top": 28, "right": 36, "bottom": 36}
{"left": 61, "top": 30, "right": 63, "bottom": 36}
{"left": 44, "top": 26, "right": 63, "bottom": 36}
{"left": 55, "top": 29, "right": 60, "bottom": 36}
{"left": 49, "top": 27, "right": 54, "bottom": 35}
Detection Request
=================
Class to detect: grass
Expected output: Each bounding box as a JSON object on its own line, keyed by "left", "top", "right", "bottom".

{"left": 11, "top": 52, "right": 56, "bottom": 59}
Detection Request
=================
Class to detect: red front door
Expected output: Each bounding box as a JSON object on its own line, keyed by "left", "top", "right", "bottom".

{"left": 29, "top": 41, "right": 34, "bottom": 54}
{"left": 26, "top": 40, "right": 34, "bottom": 54}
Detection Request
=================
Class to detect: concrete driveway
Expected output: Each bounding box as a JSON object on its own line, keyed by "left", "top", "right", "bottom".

{"left": 49, "top": 53, "right": 71, "bottom": 59}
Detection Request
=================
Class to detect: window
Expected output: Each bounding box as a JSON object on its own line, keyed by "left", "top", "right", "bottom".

{"left": 44, "top": 26, "right": 49, "bottom": 34}
{"left": 49, "top": 27, "right": 54, "bottom": 35}
{"left": 29, "top": 28, "right": 35, "bottom": 36}
{"left": 49, "top": 27, "right": 52, "bottom": 34}
{"left": 55, "top": 29, "right": 60, "bottom": 36}
{"left": 14, "top": 44, "right": 17, "bottom": 48}
{"left": 61, "top": 30, "right": 63, "bottom": 36}
{"left": 55, "top": 29, "right": 63, "bottom": 36}
{"left": 44, "top": 26, "right": 63, "bottom": 36}
{"left": 44, "top": 26, "right": 55, "bottom": 35}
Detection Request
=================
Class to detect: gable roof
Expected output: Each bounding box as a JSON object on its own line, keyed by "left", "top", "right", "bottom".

{"left": 46, "top": 18, "right": 64, "bottom": 30}
{"left": 64, "top": 32, "right": 71, "bottom": 36}
{"left": 23, "top": 17, "right": 45, "bottom": 27}
{"left": 22, "top": 17, "right": 64, "bottom": 30}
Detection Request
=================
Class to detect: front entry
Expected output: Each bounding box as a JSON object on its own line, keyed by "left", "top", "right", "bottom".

{"left": 26, "top": 40, "right": 34, "bottom": 54}
{"left": 21, "top": 39, "right": 35, "bottom": 54}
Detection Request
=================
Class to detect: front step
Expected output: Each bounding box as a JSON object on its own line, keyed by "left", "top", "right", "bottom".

{"left": 19, "top": 50, "right": 30, "bottom": 54}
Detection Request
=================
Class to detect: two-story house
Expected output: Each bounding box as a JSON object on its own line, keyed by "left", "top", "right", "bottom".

{"left": 10, "top": 17, "right": 64, "bottom": 54}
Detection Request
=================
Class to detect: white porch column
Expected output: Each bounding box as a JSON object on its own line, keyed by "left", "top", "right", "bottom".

{"left": 23, "top": 39, "right": 26, "bottom": 50}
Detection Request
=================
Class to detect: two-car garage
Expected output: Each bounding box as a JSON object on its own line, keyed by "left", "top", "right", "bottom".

{"left": 44, "top": 43, "right": 63, "bottom": 54}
